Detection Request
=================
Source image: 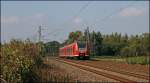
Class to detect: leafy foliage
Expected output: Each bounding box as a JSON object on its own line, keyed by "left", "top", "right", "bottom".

{"left": 126, "top": 56, "right": 149, "bottom": 65}
{"left": 67, "top": 31, "right": 83, "bottom": 44}
{"left": 62, "top": 30, "right": 149, "bottom": 58}
{"left": 1, "top": 39, "right": 42, "bottom": 83}
{"left": 44, "top": 41, "right": 60, "bottom": 56}
{"left": 90, "top": 31, "right": 103, "bottom": 56}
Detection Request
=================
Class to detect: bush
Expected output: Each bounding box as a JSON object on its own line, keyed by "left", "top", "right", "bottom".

{"left": 1, "top": 39, "right": 42, "bottom": 83}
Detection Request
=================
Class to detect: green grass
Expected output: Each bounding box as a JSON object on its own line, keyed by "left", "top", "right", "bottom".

{"left": 91, "top": 55, "right": 125, "bottom": 62}
{"left": 91, "top": 55, "right": 150, "bottom": 65}
{"left": 125, "top": 56, "right": 149, "bottom": 65}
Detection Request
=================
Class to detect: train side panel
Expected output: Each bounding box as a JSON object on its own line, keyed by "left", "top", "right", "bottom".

{"left": 59, "top": 41, "right": 89, "bottom": 58}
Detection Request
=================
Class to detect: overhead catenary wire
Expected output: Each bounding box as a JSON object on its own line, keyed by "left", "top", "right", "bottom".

{"left": 91, "top": 1, "right": 137, "bottom": 30}
{"left": 38, "top": 1, "right": 137, "bottom": 43}
{"left": 53, "top": 1, "right": 136, "bottom": 35}
{"left": 28, "top": 27, "right": 39, "bottom": 42}
{"left": 42, "top": 1, "right": 91, "bottom": 38}
{"left": 29, "top": 25, "right": 47, "bottom": 42}
{"left": 88, "top": 1, "right": 137, "bottom": 56}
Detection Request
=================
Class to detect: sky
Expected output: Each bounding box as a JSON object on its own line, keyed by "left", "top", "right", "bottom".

{"left": 1, "top": 1, "right": 149, "bottom": 43}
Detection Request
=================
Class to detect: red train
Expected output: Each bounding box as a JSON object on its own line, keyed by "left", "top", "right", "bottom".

{"left": 59, "top": 41, "right": 89, "bottom": 59}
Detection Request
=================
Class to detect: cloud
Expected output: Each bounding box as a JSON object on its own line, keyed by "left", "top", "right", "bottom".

{"left": 16, "top": 13, "right": 47, "bottom": 25}
{"left": 73, "top": 17, "right": 82, "bottom": 24}
{"left": 119, "top": 7, "right": 145, "bottom": 17}
{"left": 1, "top": 16, "right": 19, "bottom": 24}
{"left": 33, "top": 13, "right": 46, "bottom": 19}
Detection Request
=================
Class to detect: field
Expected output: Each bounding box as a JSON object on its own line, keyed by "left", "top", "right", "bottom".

{"left": 91, "top": 55, "right": 150, "bottom": 65}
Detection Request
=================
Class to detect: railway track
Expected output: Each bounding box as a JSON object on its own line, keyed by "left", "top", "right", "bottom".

{"left": 55, "top": 58, "right": 149, "bottom": 83}
{"left": 64, "top": 59, "right": 150, "bottom": 81}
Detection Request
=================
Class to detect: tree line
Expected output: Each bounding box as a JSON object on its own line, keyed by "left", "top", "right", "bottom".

{"left": 61, "top": 31, "right": 149, "bottom": 57}
{"left": 43, "top": 30, "right": 149, "bottom": 57}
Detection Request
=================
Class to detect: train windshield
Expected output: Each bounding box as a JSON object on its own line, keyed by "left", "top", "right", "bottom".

{"left": 77, "top": 41, "right": 86, "bottom": 48}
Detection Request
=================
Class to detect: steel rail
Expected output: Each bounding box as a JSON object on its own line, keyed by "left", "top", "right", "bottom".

{"left": 62, "top": 58, "right": 149, "bottom": 81}
{"left": 55, "top": 58, "right": 138, "bottom": 83}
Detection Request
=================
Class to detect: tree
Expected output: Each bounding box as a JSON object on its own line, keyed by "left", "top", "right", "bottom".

{"left": 95, "top": 32, "right": 103, "bottom": 55}
{"left": 63, "top": 30, "right": 149, "bottom": 57}
{"left": 120, "top": 46, "right": 131, "bottom": 57}
{"left": 68, "top": 30, "right": 83, "bottom": 44}
{"left": 44, "top": 41, "right": 60, "bottom": 56}
{"left": 90, "top": 31, "right": 97, "bottom": 56}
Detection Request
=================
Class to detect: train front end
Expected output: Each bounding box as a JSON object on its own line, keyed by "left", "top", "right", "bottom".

{"left": 77, "top": 41, "right": 89, "bottom": 59}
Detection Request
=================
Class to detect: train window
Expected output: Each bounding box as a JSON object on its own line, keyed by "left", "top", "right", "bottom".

{"left": 69, "top": 48, "right": 70, "bottom": 54}
{"left": 60, "top": 50, "right": 61, "bottom": 55}
{"left": 67, "top": 48, "right": 69, "bottom": 54}
{"left": 68, "top": 47, "right": 72, "bottom": 55}
{"left": 69, "top": 48, "right": 71, "bottom": 55}
{"left": 70, "top": 47, "right": 72, "bottom": 54}
{"left": 67, "top": 48, "right": 70, "bottom": 55}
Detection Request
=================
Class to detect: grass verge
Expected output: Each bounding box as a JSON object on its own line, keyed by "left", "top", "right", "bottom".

{"left": 125, "top": 56, "right": 149, "bottom": 65}
{"left": 91, "top": 55, "right": 150, "bottom": 65}
{"left": 34, "top": 62, "right": 76, "bottom": 82}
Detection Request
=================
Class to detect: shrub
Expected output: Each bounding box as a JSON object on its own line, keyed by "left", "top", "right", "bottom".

{"left": 1, "top": 39, "right": 42, "bottom": 83}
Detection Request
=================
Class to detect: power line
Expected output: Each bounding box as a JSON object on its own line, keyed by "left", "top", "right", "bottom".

{"left": 43, "top": 2, "right": 91, "bottom": 38}
{"left": 73, "top": 1, "right": 91, "bottom": 18}
{"left": 38, "top": 25, "right": 42, "bottom": 42}
{"left": 40, "top": 2, "right": 136, "bottom": 43}
{"left": 92, "top": 1, "right": 137, "bottom": 29}
{"left": 89, "top": 1, "right": 137, "bottom": 56}
{"left": 28, "top": 2, "right": 91, "bottom": 43}
{"left": 28, "top": 2, "right": 137, "bottom": 43}
{"left": 28, "top": 27, "right": 38, "bottom": 42}
{"left": 37, "top": 25, "right": 46, "bottom": 42}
